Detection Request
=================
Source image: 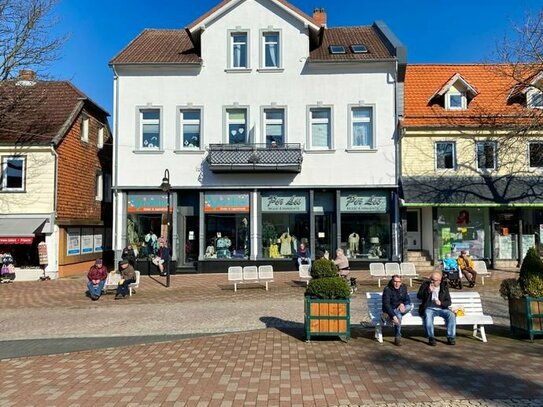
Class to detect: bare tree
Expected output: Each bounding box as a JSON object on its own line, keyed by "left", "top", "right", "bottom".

{"left": 0, "top": 0, "right": 65, "bottom": 80}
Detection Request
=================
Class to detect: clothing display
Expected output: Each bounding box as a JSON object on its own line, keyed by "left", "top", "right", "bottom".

{"left": 280, "top": 232, "right": 292, "bottom": 256}
{"left": 269, "top": 244, "right": 281, "bottom": 258}
{"left": 348, "top": 233, "right": 360, "bottom": 254}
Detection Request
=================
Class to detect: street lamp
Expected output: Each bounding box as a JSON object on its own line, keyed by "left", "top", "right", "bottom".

{"left": 160, "top": 169, "right": 172, "bottom": 288}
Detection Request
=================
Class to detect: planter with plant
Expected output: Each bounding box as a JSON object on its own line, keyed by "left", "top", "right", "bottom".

{"left": 499, "top": 247, "right": 543, "bottom": 341}
{"left": 304, "top": 257, "right": 351, "bottom": 341}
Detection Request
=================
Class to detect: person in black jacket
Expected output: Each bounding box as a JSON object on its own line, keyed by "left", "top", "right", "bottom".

{"left": 417, "top": 272, "right": 456, "bottom": 346}
{"left": 121, "top": 244, "right": 136, "bottom": 267}
{"left": 382, "top": 275, "right": 412, "bottom": 346}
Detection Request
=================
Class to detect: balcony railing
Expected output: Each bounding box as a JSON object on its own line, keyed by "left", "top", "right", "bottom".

{"left": 206, "top": 143, "right": 303, "bottom": 173}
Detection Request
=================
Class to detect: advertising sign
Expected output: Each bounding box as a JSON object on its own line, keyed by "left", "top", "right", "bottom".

{"left": 127, "top": 192, "right": 169, "bottom": 213}
{"left": 94, "top": 229, "right": 103, "bottom": 253}
{"left": 67, "top": 228, "right": 81, "bottom": 256}
{"left": 261, "top": 192, "right": 308, "bottom": 213}
{"left": 81, "top": 228, "right": 94, "bottom": 254}
{"left": 340, "top": 191, "right": 388, "bottom": 213}
{"left": 204, "top": 193, "right": 250, "bottom": 213}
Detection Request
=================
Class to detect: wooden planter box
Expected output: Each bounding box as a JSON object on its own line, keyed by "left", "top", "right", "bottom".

{"left": 304, "top": 296, "right": 350, "bottom": 341}
{"left": 509, "top": 297, "right": 543, "bottom": 341}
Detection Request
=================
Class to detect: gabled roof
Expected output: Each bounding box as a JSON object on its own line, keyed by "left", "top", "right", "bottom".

{"left": 186, "top": 0, "right": 320, "bottom": 32}
{"left": 0, "top": 81, "right": 109, "bottom": 145}
{"left": 404, "top": 64, "right": 537, "bottom": 128}
{"left": 309, "top": 26, "right": 395, "bottom": 62}
{"left": 109, "top": 29, "right": 201, "bottom": 65}
{"left": 427, "top": 72, "right": 479, "bottom": 103}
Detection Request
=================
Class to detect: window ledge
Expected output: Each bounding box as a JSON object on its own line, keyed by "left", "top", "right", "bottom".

{"left": 257, "top": 68, "right": 284, "bottom": 73}
{"left": 132, "top": 150, "right": 165, "bottom": 154}
{"left": 174, "top": 149, "right": 205, "bottom": 154}
{"left": 304, "top": 149, "right": 336, "bottom": 154}
{"left": 224, "top": 68, "right": 252, "bottom": 73}
{"left": 345, "top": 148, "right": 377, "bottom": 153}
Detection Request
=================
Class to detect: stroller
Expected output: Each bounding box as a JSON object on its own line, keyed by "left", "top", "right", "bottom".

{"left": 442, "top": 257, "right": 462, "bottom": 289}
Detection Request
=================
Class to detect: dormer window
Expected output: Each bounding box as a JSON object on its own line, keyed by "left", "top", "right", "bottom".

{"left": 527, "top": 88, "right": 543, "bottom": 109}
{"left": 446, "top": 91, "right": 466, "bottom": 110}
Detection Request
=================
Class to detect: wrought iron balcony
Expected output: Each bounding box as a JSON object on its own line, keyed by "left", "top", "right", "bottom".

{"left": 206, "top": 143, "right": 303, "bottom": 173}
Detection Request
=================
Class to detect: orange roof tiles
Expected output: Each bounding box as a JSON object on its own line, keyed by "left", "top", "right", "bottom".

{"left": 404, "top": 64, "right": 538, "bottom": 128}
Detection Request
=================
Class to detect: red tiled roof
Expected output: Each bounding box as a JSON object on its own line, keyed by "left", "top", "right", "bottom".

{"left": 0, "top": 81, "right": 108, "bottom": 144}
{"left": 186, "top": 0, "right": 318, "bottom": 31}
{"left": 404, "top": 64, "right": 539, "bottom": 128}
{"left": 109, "top": 29, "right": 201, "bottom": 65}
{"left": 310, "top": 26, "right": 394, "bottom": 62}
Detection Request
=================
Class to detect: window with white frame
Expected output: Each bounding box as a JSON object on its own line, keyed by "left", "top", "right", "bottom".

{"left": 446, "top": 91, "right": 466, "bottom": 110}
{"left": 351, "top": 106, "right": 373, "bottom": 148}
{"left": 80, "top": 116, "right": 89, "bottom": 142}
{"left": 179, "top": 109, "right": 201, "bottom": 149}
{"left": 529, "top": 142, "right": 543, "bottom": 168}
{"left": 476, "top": 141, "right": 497, "bottom": 170}
{"left": 95, "top": 171, "right": 103, "bottom": 201}
{"left": 97, "top": 125, "right": 104, "bottom": 149}
{"left": 262, "top": 32, "right": 280, "bottom": 68}
{"left": 1, "top": 156, "right": 25, "bottom": 191}
{"left": 309, "top": 107, "right": 331, "bottom": 149}
{"left": 227, "top": 109, "right": 247, "bottom": 144}
{"left": 263, "top": 108, "right": 285, "bottom": 146}
{"left": 528, "top": 89, "right": 543, "bottom": 108}
{"left": 230, "top": 32, "right": 248, "bottom": 68}
{"left": 435, "top": 142, "right": 456, "bottom": 170}
{"left": 140, "top": 109, "right": 160, "bottom": 149}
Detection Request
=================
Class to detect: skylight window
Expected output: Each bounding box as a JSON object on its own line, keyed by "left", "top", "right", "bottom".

{"left": 329, "top": 45, "right": 346, "bottom": 54}
{"left": 350, "top": 44, "right": 368, "bottom": 53}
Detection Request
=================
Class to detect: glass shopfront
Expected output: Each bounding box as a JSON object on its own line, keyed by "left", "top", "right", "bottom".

{"left": 339, "top": 191, "right": 390, "bottom": 260}
{"left": 126, "top": 192, "right": 169, "bottom": 259}
{"left": 492, "top": 209, "right": 519, "bottom": 261}
{"left": 261, "top": 191, "right": 310, "bottom": 259}
{"left": 436, "top": 207, "right": 490, "bottom": 260}
{"left": 204, "top": 192, "right": 250, "bottom": 260}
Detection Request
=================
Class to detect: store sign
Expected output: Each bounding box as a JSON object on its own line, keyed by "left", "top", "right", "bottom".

{"left": 0, "top": 237, "right": 33, "bottom": 244}
{"left": 261, "top": 192, "right": 308, "bottom": 213}
{"left": 204, "top": 193, "right": 249, "bottom": 213}
{"left": 127, "top": 192, "right": 169, "bottom": 213}
{"left": 340, "top": 191, "right": 388, "bottom": 213}
{"left": 67, "top": 228, "right": 81, "bottom": 256}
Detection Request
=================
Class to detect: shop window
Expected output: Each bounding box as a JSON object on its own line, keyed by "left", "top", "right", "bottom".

{"left": 1, "top": 156, "right": 25, "bottom": 191}
{"left": 340, "top": 213, "right": 390, "bottom": 260}
{"left": 261, "top": 213, "right": 310, "bottom": 259}
{"left": 204, "top": 214, "right": 249, "bottom": 259}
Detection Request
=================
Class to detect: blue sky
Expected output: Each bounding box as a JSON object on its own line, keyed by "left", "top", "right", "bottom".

{"left": 48, "top": 0, "right": 541, "bottom": 115}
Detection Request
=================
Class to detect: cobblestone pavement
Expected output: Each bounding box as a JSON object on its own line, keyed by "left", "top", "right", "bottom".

{"left": 2, "top": 268, "right": 543, "bottom": 406}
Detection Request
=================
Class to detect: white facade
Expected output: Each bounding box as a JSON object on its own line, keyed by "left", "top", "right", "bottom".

{"left": 112, "top": 0, "right": 405, "bottom": 271}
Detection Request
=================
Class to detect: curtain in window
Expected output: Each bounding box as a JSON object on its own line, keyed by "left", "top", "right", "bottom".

{"left": 353, "top": 122, "right": 371, "bottom": 146}
{"left": 312, "top": 123, "right": 329, "bottom": 147}
{"left": 265, "top": 34, "right": 279, "bottom": 67}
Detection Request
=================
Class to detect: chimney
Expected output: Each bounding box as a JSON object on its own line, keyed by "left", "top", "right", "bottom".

{"left": 313, "top": 8, "right": 327, "bottom": 27}
{"left": 18, "top": 69, "right": 36, "bottom": 82}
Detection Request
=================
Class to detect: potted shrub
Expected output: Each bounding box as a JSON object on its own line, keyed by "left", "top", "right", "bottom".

{"left": 500, "top": 247, "right": 543, "bottom": 341}
{"left": 304, "top": 258, "right": 351, "bottom": 341}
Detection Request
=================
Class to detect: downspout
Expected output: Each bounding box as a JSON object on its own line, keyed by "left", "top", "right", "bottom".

{"left": 112, "top": 64, "right": 120, "bottom": 266}
{"left": 50, "top": 142, "right": 59, "bottom": 274}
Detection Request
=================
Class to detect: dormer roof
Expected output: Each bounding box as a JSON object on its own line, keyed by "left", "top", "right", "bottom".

{"left": 428, "top": 73, "right": 479, "bottom": 103}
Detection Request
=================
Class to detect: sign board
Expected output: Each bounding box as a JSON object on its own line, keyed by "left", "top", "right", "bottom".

{"left": 261, "top": 192, "right": 308, "bottom": 213}
{"left": 67, "top": 228, "right": 81, "bottom": 256}
{"left": 0, "top": 237, "right": 33, "bottom": 244}
{"left": 94, "top": 230, "right": 103, "bottom": 253}
{"left": 81, "top": 228, "right": 94, "bottom": 254}
{"left": 340, "top": 191, "right": 388, "bottom": 213}
{"left": 127, "top": 192, "right": 169, "bottom": 213}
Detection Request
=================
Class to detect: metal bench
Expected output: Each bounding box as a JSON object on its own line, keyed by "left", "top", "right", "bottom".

{"left": 228, "top": 265, "right": 274, "bottom": 291}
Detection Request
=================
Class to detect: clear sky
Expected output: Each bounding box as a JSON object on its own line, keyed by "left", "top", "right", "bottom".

{"left": 47, "top": 0, "right": 541, "bottom": 116}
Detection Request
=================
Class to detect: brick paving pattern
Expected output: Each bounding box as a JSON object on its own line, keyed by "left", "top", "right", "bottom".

{"left": 2, "top": 268, "right": 542, "bottom": 406}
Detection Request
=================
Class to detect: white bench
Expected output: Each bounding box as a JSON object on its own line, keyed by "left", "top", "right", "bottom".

{"left": 228, "top": 265, "right": 274, "bottom": 291}
{"left": 104, "top": 270, "right": 140, "bottom": 296}
{"left": 369, "top": 263, "right": 386, "bottom": 287}
{"left": 298, "top": 264, "right": 312, "bottom": 286}
{"left": 367, "top": 291, "right": 493, "bottom": 343}
{"left": 473, "top": 261, "right": 491, "bottom": 285}
{"left": 400, "top": 262, "right": 419, "bottom": 287}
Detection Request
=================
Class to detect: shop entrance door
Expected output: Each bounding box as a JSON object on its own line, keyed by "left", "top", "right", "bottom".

{"left": 315, "top": 213, "right": 335, "bottom": 257}
{"left": 177, "top": 207, "right": 199, "bottom": 267}
{"left": 406, "top": 209, "right": 421, "bottom": 250}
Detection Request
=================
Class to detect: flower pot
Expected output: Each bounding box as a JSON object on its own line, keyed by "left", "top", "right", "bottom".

{"left": 304, "top": 296, "right": 350, "bottom": 341}
{"left": 508, "top": 297, "right": 543, "bottom": 341}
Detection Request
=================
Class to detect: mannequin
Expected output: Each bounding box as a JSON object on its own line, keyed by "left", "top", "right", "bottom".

{"left": 348, "top": 232, "right": 360, "bottom": 255}
{"left": 280, "top": 230, "right": 292, "bottom": 256}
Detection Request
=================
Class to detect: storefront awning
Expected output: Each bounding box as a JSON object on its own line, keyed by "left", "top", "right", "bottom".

{"left": 400, "top": 176, "right": 543, "bottom": 206}
{"left": 0, "top": 217, "right": 48, "bottom": 244}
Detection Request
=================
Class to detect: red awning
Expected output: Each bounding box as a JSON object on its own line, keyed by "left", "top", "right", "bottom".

{"left": 0, "top": 237, "right": 34, "bottom": 245}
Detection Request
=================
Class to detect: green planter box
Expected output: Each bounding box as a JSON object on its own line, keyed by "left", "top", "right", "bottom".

{"left": 509, "top": 297, "right": 543, "bottom": 341}
{"left": 304, "top": 296, "right": 350, "bottom": 342}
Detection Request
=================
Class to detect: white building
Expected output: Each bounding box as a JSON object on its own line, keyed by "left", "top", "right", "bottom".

{"left": 110, "top": 0, "right": 406, "bottom": 272}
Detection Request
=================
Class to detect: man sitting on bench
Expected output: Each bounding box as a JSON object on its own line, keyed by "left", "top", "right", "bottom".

{"left": 417, "top": 272, "right": 456, "bottom": 346}
{"left": 381, "top": 274, "right": 412, "bottom": 346}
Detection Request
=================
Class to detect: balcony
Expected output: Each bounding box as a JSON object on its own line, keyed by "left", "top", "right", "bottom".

{"left": 206, "top": 143, "right": 303, "bottom": 173}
